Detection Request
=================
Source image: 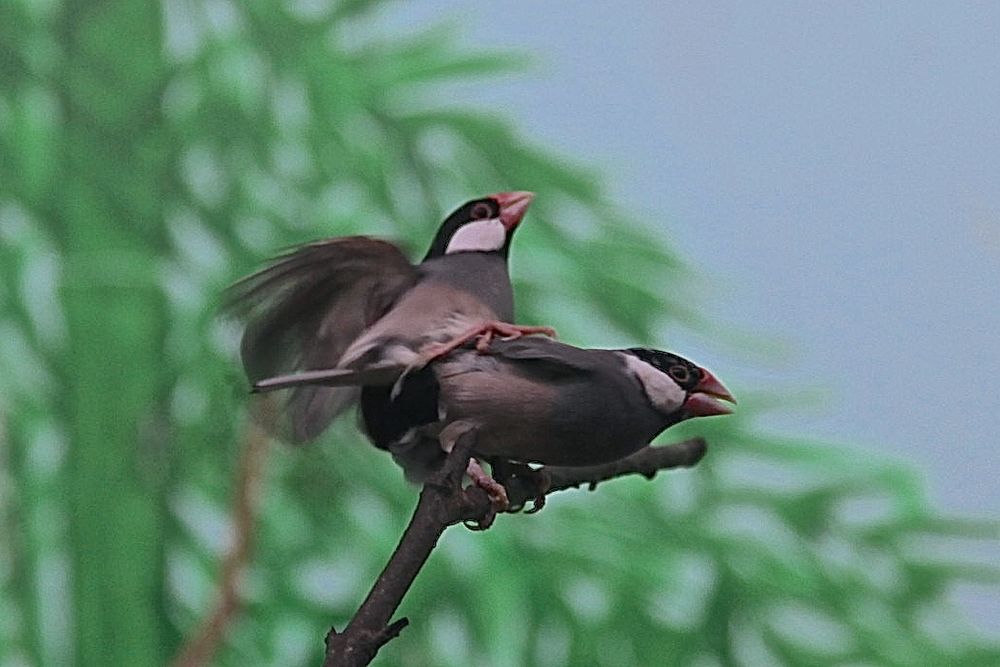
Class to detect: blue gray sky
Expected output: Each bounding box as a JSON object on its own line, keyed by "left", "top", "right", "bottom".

{"left": 386, "top": 2, "right": 1000, "bottom": 524}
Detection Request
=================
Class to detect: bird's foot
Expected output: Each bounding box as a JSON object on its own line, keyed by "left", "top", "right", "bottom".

{"left": 464, "top": 458, "right": 509, "bottom": 530}
{"left": 420, "top": 321, "right": 558, "bottom": 363}
{"left": 473, "top": 321, "right": 558, "bottom": 353}
{"left": 491, "top": 460, "right": 551, "bottom": 513}
{"left": 520, "top": 469, "right": 551, "bottom": 514}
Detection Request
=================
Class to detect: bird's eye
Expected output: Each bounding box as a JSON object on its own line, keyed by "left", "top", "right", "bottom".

{"left": 669, "top": 365, "right": 690, "bottom": 384}
{"left": 471, "top": 203, "right": 492, "bottom": 220}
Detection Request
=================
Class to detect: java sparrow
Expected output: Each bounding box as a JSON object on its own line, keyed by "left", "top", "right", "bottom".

{"left": 254, "top": 335, "right": 735, "bottom": 489}
{"left": 225, "top": 192, "right": 548, "bottom": 443}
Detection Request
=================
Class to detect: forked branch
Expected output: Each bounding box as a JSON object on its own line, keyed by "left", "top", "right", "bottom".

{"left": 322, "top": 435, "right": 708, "bottom": 667}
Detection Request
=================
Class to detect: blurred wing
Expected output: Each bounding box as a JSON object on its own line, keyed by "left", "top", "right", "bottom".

{"left": 224, "top": 236, "right": 420, "bottom": 442}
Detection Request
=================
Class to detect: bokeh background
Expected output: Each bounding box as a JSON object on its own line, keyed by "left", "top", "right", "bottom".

{"left": 1, "top": 1, "right": 997, "bottom": 666}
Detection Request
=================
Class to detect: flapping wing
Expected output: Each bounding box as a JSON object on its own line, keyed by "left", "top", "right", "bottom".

{"left": 224, "top": 236, "right": 420, "bottom": 442}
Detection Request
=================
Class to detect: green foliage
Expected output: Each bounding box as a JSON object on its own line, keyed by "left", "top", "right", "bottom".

{"left": 0, "top": 1, "right": 997, "bottom": 665}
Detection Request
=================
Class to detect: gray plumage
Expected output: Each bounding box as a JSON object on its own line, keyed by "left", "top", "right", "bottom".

{"left": 253, "top": 335, "right": 734, "bottom": 481}
{"left": 425, "top": 337, "right": 688, "bottom": 467}
{"left": 224, "top": 192, "right": 533, "bottom": 443}
{"left": 338, "top": 252, "right": 514, "bottom": 369}
{"left": 224, "top": 237, "right": 421, "bottom": 441}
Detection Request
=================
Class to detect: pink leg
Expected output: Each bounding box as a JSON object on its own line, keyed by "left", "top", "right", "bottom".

{"left": 465, "top": 459, "right": 510, "bottom": 530}
{"left": 422, "top": 320, "right": 557, "bottom": 362}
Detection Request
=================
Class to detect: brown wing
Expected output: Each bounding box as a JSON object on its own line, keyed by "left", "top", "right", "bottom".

{"left": 223, "top": 236, "right": 420, "bottom": 442}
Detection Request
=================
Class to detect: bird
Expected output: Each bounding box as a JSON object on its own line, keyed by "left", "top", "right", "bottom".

{"left": 224, "top": 191, "right": 549, "bottom": 444}
{"left": 253, "top": 334, "right": 735, "bottom": 521}
{"left": 423, "top": 337, "right": 735, "bottom": 468}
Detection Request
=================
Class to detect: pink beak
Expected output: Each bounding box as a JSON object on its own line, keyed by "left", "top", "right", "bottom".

{"left": 491, "top": 191, "right": 535, "bottom": 230}
{"left": 683, "top": 367, "right": 737, "bottom": 417}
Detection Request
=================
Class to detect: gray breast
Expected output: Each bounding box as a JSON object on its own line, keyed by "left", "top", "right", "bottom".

{"left": 419, "top": 253, "right": 514, "bottom": 321}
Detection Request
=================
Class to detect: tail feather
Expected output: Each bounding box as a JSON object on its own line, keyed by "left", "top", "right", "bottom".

{"left": 252, "top": 362, "right": 406, "bottom": 393}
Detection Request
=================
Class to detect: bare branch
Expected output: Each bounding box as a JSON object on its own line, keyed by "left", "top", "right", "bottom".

{"left": 323, "top": 430, "right": 480, "bottom": 666}
{"left": 507, "top": 437, "right": 707, "bottom": 505}
{"left": 322, "top": 436, "right": 708, "bottom": 666}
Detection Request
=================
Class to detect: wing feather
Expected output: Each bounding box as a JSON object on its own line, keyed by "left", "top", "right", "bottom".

{"left": 483, "top": 337, "right": 606, "bottom": 379}
{"left": 224, "top": 236, "right": 420, "bottom": 442}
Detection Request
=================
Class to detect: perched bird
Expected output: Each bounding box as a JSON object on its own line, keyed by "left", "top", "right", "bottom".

{"left": 422, "top": 338, "right": 733, "bottom": 467}
{"left": 254, "top": 335, "right": 735, "bottom": 506}
{"left": 225, "top": 192, "right": 547, "bottom": 443}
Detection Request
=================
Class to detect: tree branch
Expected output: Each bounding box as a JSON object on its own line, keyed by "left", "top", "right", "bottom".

{"left": 170, "top": 422, "right": 271, "bottom": 667}
{"left": 322, "top": 436, "right": 708, "bottom": 667}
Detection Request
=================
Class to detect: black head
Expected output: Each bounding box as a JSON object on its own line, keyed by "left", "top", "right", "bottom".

{"left": 624, "top": 348, "right": 704, "bottom": 391}
{"left": 423, "top": 191, "right": 534, "bottom": 260}
{"left": 623, "top": 347, "right": 736, "bottom": 418}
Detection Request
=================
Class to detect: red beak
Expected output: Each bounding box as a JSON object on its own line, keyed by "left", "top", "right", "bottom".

{"left": 683, "top": 367, "right": 737, "bottom": 417}
{"left": 491, "top": 191, "right": 535, "bottom": 230}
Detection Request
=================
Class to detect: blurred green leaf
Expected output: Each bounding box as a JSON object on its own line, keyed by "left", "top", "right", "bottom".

{"left": 0, "top": 1, "right": 997, "bottom": 666}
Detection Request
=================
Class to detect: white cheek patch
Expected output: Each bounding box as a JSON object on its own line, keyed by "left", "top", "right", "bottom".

{"left": 445, "top": 218, "right": 506, "bottom": 254}
{"left": 620, "top": 353, "right": 686, "bottom": 414}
